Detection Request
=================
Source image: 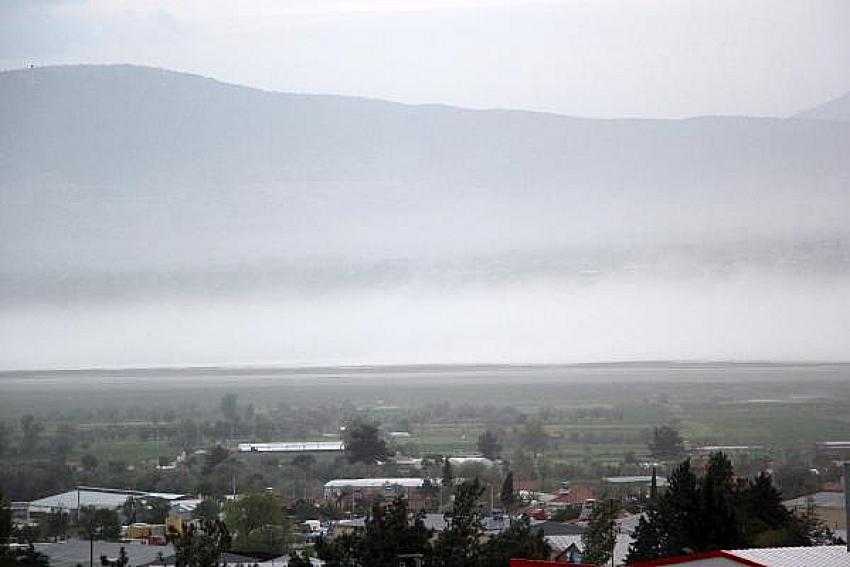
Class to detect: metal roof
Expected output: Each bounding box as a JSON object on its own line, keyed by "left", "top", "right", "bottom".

{"left": 35, "top": 540, "right": 175, "bottom": 567}
{"left": 448, "top": 457, "right": 495, "bottom": 466}
{"left": 604, "top": 476, "right": 668, "bottom": 486}
{"left": 28, "top": 488, "right": 191, "bottom": 511}
{"left": 238, "top": 441, "right": 344, "bottom": 453}
{"left": 29, "top": 489, "right": 134, "bottom": 511}
{"left": 324, "top": 478, "right": 428, "bottom": 488}
{"left": 783, "top": 491, "right": 845, "bottom": 509}
{"left": 729, "top": 545, "right": 850, "bottom": 567}
{"left": 545, "top": 533, "right": 632, "bottom": 565}
{"left": 145, "top": 492, "right": 191, "bottom": 500}
{"left": 695, "top": 445, "right": 764, "bottom": 451}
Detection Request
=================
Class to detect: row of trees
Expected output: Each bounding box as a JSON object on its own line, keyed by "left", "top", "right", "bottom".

{"left": 627, "top": 453, "right": 841, "bottom": 563}
{"left": 315, "top": 479, "right": 549, "bottom": 567}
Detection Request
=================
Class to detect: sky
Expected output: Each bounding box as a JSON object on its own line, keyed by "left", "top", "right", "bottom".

{"left": 2, "top": 0, "right": 850, "bottom": 119}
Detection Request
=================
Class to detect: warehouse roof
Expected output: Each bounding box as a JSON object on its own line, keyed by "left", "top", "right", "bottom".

{"left": 30, "top": 489, "right": 135, "bottom": 511}
{"left": 784, "top": 491, "right": 845, "bottom": 509}
{"left": 35, "top": 540, "right": 175, "bottom": 567}
{"left": 238, "top": 441, "right": 344, "bottom": 453}
{"left": 29, "top": 487, "right": 191, "bottom": 511}
{"left": 324, "top": 478, "right": 429, "bottom": 488}
{"left": 604, "top": 476, "right": 668, "bottom": 486}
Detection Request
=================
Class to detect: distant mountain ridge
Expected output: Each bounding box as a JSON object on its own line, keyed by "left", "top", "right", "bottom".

{"left": 1, "top": 64, "right": 849, "bottom": 291}
{"left": 794, "top": 91, "right": 850, "bottom": 121}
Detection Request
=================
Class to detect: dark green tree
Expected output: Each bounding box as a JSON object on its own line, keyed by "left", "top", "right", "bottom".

{"left": 203, "top": 445, "right": 230, "bottom": 474}
{"left": 0, "top": 544, "right": 51, "bottom": 567}
{"left": 700, "top": 452, "right": 742, "bottom": 550}
{"left": 648, "top": 425, "right": 685, "bottom": 460}
{"left": 1, "top": 490, "right": 11, "bottom": 544}
{"left": 476, "top": 430, "right": 502, "bottom": 460}
{"left": 478, "top": 516, "right": 550, "bottom": 567}
{"left": 141, "top": 497, "right": 171, "bottom": 524}
{"left": 191, "top": 499, "right": 221, "bottom": 522}
{"left": 627, "top": 454, "right": 836, "bottom": 564}
{"left": 659, "top": 458, "right": 701, "bottom": 555}
{"left": 441, "top": 458, "right": 454, "bottom": 511}
{"left": 786, "top": 507, "right": 842, "bottom": 546}
{"left": 343, "top": 420, "right": 388, "bottom": 465}
{"left": 626, "top": 501, "right": 663, "bottom": 562}
{"left": 79, "top": 506, "right": 121, "bottom": 541}
{"left": 315, "top": 532, "right": 360, "bottom": 567}
{"left": 172, "top": 519, "right": 231, "bottom": 567}
{"left": 582, "top": 500, "right": 619, "bottom": 566}
{"left": 627, "top": 458, "right": 700, "bottom": 562}
{"left": 359, "top": 496, "right": 432, "bottom": 566}
{"left": 223, "top": 492, "right": 291, "bottom": 554}
{"left": 499, "top": 471, "right": 515, "bottom": 513}
{"left": 737, "top": 471, "right": 790, "bottom": 545}
{"left": 81, "top": 454, "right": 99, "bottom": 472}
{"left": 431, "top": 479, "right": 486, "bottom": 567}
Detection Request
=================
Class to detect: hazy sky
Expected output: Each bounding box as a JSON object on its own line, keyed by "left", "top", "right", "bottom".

{"left": 2, "top": 0, "right": 850, "bottom": 118}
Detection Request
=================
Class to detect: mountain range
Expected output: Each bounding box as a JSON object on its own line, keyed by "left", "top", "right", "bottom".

{"left": 1, "top": 64, "right": 849, "bottom": 300}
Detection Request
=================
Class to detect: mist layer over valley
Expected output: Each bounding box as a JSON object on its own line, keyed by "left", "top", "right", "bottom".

{"left": 2, "top": 65, "right": 849, "bottom": 369}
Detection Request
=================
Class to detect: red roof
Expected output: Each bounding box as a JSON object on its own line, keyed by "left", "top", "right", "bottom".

{"left": 510, "top": 560, "right": 594, "bottom": 567}
{"left": 550, "top": 484, "right": 596, "bottom": 506}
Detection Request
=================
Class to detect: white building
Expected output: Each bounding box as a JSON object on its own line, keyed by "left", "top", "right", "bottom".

{"left": 238, "top": 441, "right": 344, "bottom": 453}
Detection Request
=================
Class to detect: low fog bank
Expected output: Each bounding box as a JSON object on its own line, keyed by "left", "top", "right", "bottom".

{"left": 2, "top": 235, "right": 848, "bottom": 306}
{"left": 2, "top": 270, "right": 848, "bottom": 370}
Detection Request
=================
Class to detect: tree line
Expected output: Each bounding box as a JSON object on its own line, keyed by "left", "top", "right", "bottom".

{"left": 626, "top": 452, "right": 841, "bottom": 563}
{"left": 315, "top": 478, "right": 549, "bottom": 567}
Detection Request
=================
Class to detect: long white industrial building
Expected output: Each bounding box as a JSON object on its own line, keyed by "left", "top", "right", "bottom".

{"left": 238, "top": 441, "right": 344, "bottom": 453}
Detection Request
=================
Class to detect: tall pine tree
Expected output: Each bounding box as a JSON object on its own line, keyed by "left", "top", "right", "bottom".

{"left": 500, "top": 471, "right": 515, "bottom": 514}
{"left": 582, "top": 500, "right": 619, "bottom": 565}
{"left": 431, "top": 479, "right": 485, "bottom": 567}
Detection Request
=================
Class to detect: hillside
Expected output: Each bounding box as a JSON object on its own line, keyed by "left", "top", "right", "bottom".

{"left": 2, "top": 64, "right": 849, "bottom": 291}
{"left": 794, "top": 91, "right": 850, "bottom": 121}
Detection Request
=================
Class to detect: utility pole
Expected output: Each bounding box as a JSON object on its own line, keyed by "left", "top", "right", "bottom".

{"left": 844, "top": 462, "right": 850, "bottom": 553}
{"left": 609, "top": 498, "right": 617, "bottom": 567}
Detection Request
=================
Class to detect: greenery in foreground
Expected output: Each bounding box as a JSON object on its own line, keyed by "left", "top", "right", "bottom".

{"left": 626, "top": 452, "right": 842, "bottom": 563}
{"left": 0, "top": 490, "right": 49, "bottom": 567}
{"left": 316, "top": 479, "right": 549, "bottom": 567}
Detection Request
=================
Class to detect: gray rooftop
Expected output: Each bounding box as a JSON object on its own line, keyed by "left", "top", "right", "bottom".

{"left": 29, "top": 488, "right": 191, "bottom": 511}
{"left": 784, "top": 491, "right": 845, "bottom": 509}
{"left": 35, "top": 540, "right": 174, "bottom": 567}
{"left": 30, "top": 490, "right": 134, "bottom": 511}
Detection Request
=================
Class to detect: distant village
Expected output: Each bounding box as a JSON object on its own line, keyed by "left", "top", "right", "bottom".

{"left": 5, "top": 431, "right": 850, "bottom": 566}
